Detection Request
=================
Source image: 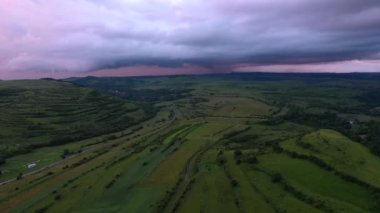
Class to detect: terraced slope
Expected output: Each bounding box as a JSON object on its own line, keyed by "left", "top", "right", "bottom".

{"left": 0, "top": 80, "right": 150, "bottom": 159}
{"left": 282, "top": 129, "right": 380, "bottom": 189}
{"left": 1, "top": 74, "right": 380, "bottom": 213}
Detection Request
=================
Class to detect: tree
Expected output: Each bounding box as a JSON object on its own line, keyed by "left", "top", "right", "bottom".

{"left": 0, "top": 155, "right": 6, "bottom": 165}
{"left": 16, "top": 172, "right": 23, "bottom": 180}
{"left": 61, "top": 149, "right": 70, "bottom": 159}
{"left": 234, "top": 150, "right": 242, "bottom": 157}
{"left": 231, "top": 179, "right": 239, "bottom": 187}
{"left": 271, "top": 173, "right": 283, "bottom": 183}
{"left": 247, "top": 155, "right": 259, "bottom": 164}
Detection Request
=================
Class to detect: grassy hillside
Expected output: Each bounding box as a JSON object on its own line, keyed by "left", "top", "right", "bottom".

{"left": 0, "top": 80, "right": 151, "bottom": 160}
{"left": 0, "top": 73, "right": 380, "bottom": 212}
{"left": 282, "top": 129, "right": 380, "bottom": 188}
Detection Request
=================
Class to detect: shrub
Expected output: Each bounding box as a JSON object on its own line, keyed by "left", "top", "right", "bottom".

{"left": 234, "top": 150, "right": 242, "bottom": 157}
{"left": 54, "top": 194, "right": 62, "bottom": 200}
{"left": 217, "top": 156, "right": 226, "bottom": 165}
{"left": 0, "top": 155, "right": 6, "bottom": 165}
{"left": 271, "top": 173, "right": 283, "bottom": 183}
{"left": 231, "top": 179, "right": 239, "bottom": 187}
{"left": 246, "top": 155, "right": 259, "bottom": 164}
{"left": 16, "top": 172, "right": 23, "bottom": 180}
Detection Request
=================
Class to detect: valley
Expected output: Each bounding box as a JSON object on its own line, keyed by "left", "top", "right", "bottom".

{"left": 0, "top": 73, "right": 380, "bottom": 212}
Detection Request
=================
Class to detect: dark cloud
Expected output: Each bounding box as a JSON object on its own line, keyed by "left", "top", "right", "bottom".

{"left": 0, "top": 0, "right": 380, "bottom": 74}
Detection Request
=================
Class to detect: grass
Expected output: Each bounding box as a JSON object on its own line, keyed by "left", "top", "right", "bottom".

{"left": 143, "top": 122, "right": 223, "bottom": 186}
{"left": 175, "top": 151, "right": 239, "bottom": 213}
{"left": 162, "top": 125, "right": 193, "bottom": 145}
{"left": 202, "top": 96, "right": 274, "bottom": 118}
{"left": 0, "top": 80, "right": 150, "bottom": 160}
{"left": 258, "top": 153, "right": 378, "bottom": 212}
{"left": 282, "top": 129, "right": 380, "bottom": 188}
{"left": 1, "top": 73, "right": 380, "bottom": 212}
{"left": 243, "top": 167, "right": 323, "bottom": 213}
{"left": 223, "top": 151, "right": 275, "bottom": 212}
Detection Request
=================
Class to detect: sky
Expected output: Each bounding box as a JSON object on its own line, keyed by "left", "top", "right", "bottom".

{"left": 1, "top": 0, "right": 380, "bottom": 79}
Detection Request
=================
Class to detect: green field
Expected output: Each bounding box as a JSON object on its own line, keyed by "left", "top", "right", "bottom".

{"left": 0, "top": 80, "right": 152, "bottom": 159}
{"left": 1, "top": 73, "right": 380, "bottom": 212}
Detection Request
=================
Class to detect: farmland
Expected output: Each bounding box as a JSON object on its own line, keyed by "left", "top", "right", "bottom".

{"left": 1, "top": 73, "right": 380, "bottom": 212}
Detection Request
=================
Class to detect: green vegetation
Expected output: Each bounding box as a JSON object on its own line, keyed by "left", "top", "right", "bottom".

{"left": 1, "top": 73, "right": 380, "bottom": 212}
{"left": 0, "top": 80, "right": 152, "bottom": 160}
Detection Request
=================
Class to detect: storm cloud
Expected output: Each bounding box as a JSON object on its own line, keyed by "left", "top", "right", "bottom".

{"left": 1, "top": 0, "right": 380, "bottom": 78}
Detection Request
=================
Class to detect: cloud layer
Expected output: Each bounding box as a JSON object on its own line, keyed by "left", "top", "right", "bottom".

{"left": 1, "top": 0, "right": 380, "bottom": 78}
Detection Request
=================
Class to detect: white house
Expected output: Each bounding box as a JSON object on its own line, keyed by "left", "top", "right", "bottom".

{"left": 26, "top": 162, "right": 37, "bottom": 169}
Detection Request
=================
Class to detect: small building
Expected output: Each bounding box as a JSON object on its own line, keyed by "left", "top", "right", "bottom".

{"left": 26, "top": 162, "right": 37, "bottom": 169}
{"left": 346, "top": 117, "right": 356, "bottom": 126}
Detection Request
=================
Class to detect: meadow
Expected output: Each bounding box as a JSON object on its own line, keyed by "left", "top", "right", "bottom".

{"left": 0, "top": 73, "right": 380, "bottom": 212}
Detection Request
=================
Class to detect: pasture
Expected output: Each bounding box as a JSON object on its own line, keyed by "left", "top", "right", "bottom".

{"left": 1, "top": 73, "right": 380, "bottom": 212}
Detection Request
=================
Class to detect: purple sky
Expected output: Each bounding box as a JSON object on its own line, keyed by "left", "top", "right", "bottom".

{"left": 1, "top": 0, "right": 380, "bottom": 79}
